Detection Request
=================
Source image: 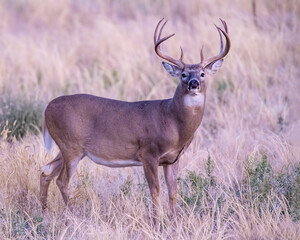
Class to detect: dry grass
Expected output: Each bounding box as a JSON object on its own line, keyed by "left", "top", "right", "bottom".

{"left": 0, "top": 0, "right": 299, "bottom": 239}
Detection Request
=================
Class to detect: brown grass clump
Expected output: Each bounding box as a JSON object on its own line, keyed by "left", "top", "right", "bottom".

{"left": 0, "top": 0, "right": 299, "bottom": 239}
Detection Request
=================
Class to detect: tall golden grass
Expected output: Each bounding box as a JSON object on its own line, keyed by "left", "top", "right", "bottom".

{"left": 0, "top": 0, "right": 299, "bottom": 239}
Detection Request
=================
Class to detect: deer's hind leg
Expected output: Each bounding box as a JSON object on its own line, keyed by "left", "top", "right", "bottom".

{"left": 55, "top": 151, "right": 83, "bottom": 211}
{"left": 40, "top": 152, "right": 63, "bottom": 210}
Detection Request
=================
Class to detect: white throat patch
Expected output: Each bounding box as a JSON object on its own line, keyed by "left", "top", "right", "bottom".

{"left": 184, "top": 93, "right": 205, "bottom": 107}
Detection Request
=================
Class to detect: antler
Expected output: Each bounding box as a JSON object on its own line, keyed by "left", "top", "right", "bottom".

{"left": 200, "top": 18, "right": 231, "bottom": 68}
{"left": 154, "top": 18, "right": 185, "bottom": 68}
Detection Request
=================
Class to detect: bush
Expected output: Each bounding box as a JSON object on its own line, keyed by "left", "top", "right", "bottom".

{"left": 244, "top": 154, "right": 273, "bottom": 202}
{"left": 178, "top": 155, "right": 216, "bottom": 210}
{"left": 0, "top": 207, "right": 46, "bottom": 239}
{"left": 178, "top": 154, "right": 300, "bottom": 221}
{"left": 0, "top": 97, "right": 43, "bottom": 141}
{"left": 244, "top": 154, "right": 300, "bottom": 221}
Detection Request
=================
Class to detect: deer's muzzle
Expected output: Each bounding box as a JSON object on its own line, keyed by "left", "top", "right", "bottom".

{"left": 188, "top": 79, "right": 200, "bottom": 90}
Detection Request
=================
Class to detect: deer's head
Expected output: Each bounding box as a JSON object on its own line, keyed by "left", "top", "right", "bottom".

{"left": 154, "top": 18, "right": 230, "bottom": 97}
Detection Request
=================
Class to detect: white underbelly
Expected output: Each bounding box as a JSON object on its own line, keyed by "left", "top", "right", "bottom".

{"left": 86, "top": 152, "right": 143, "bottom": 168}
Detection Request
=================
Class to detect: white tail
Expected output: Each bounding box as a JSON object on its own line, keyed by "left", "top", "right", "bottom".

{"left": 43, "top": 105, "right": 54, "bottom": 153}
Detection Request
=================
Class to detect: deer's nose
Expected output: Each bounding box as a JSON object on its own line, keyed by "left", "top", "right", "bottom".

{"left": 188, "top": 79, "right": 200, "bottom": 89}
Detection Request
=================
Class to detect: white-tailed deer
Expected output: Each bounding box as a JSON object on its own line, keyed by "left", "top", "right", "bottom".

{"left": 40, "top": 18, "right": 230, "bottom": 220}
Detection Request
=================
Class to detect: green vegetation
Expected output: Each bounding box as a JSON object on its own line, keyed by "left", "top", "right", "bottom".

{"left": 178, "top": 154, "right": 300, "bottom": 221}
{"left": 0, "top": 97, "right": 43, "bottom": 141}
{"left": 243, "top": 154, "right": 300, "bottom": 221}
{"left": 178, "top": 155, "right": 216, "bottom": 210}
{"left": 0, "top": 208, "right": 46, "bottom": 239}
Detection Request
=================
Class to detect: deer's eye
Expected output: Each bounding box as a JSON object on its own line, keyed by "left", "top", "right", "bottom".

{"left": 200, "top": 72, "right": 205, "bottom": 78}
{"left": 181, "top": 72, "right": 188, "bottom": 80}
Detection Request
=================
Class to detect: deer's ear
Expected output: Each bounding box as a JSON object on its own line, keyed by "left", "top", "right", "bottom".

{"left": 162, "top": 62, "right": 182, "bottom": 77}
{"left": 205, "top": 59, "right": 223, "bottom": 75}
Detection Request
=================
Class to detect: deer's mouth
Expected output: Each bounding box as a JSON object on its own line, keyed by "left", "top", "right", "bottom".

{"left": 187, "top": 79, "right": 200, "bottom": 94}
{"left": 188, "top": 88, "right": 200, "bottom": 95}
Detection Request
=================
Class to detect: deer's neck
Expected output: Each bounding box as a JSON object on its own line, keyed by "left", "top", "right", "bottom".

{"left": 169, "top": 87, "right": 206, "bottom": 140}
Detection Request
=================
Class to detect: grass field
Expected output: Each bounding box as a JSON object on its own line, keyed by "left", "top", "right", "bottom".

{"left": 0, "top": 0, "right": 299, "bottom": 239}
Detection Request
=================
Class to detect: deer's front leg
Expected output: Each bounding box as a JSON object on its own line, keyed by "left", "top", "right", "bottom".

{"left": 141, "top": 156, "right": 160, "bottom": 223}
{"left": 163, "top": 160, "right": 179, "bottom": 216}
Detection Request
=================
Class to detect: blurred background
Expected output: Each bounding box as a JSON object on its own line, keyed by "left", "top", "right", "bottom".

{"left": 0, "top": 0, "right": 299, "bottom": 239}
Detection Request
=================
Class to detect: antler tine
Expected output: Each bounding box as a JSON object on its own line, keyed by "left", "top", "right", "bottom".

{"left": 215, "top": 24, "right": 224, "bottom": 55}
{"left": 180, "top": 47, "right": 184, "bottom": 62}
{"left": 200, "top": 45, "right": 204, "bottom": 64}
{"left": 154, "top": 18, "right": 164, "bottom": 45}
{"left": 201, "top": 19, "right": 231, "bottom": 68}
{"left": 154, "top": 18, "right": 169, "bottom": 46}
{"left": 158, "top": 19, "right": 168, "bottom": 42}
{"left": 201, "top": 24, "right": 224, "bottom": 64}
{"left": 154, "top": 18, "right": 185, "bottom": 68}
{"left": 220, "top": 18, "right": 228, "bottom": 33}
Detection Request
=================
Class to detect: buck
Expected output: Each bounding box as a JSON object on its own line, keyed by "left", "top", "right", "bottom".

{"left": 40, "top": 18, "right": 230, "bottom": 219}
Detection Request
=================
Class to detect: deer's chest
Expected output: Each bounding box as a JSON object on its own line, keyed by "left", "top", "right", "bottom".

{"left": 184, "top": 93, "right": 205, "bottom": 107}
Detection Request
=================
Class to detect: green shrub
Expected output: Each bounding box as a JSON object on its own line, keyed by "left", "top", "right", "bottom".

{"left": 120, "top": 178, "right": 133, "bottom": 196}
{"left": 178, "top": 155, "right": 216, "bottom": 210}
{"left": 244, "top": 154, "right": 300, "bottom": 220}
{"left": 0, "top": 97, "right": 43, "bottom": 141}
{"left": 0, "top": 208, "right": 46, "bottom": 239}
{"left": 276, "top": 163, "right": 300, "bottom": 221}
{"left": 244, "top": 154, "right": 273, "bottom": 202}
{"left": 178, "top": 153, "right": 300, "bottom": 221}
{"left": 292, "top": 164, "right": 300, "bottom": 221}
